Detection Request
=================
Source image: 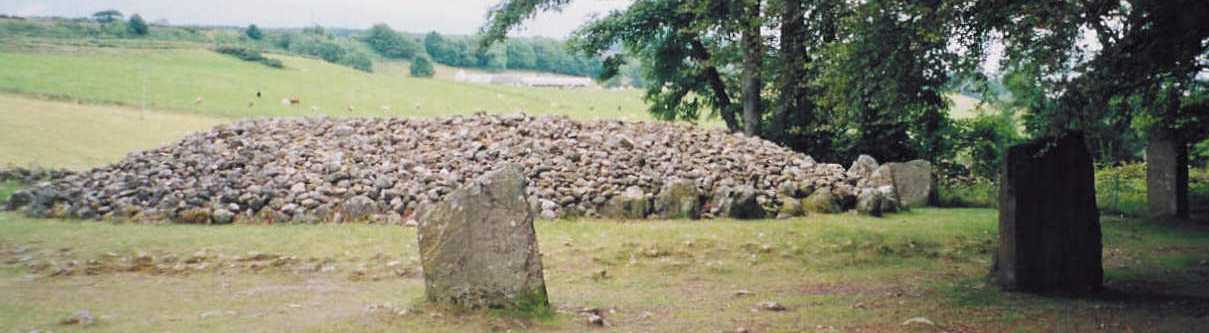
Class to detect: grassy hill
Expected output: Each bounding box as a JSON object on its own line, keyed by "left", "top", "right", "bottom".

{"left": 0, "top": 47, "right": 650, "bottom": 120}
{"left": 0, "top": 94, "right": 225, "bottom": 169}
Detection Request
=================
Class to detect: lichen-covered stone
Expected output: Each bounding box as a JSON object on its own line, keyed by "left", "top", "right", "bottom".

{"left": 802, "top": 188, "right": 841, "bottom": 214}
{"left": 601, "top": 186, "right": 650, "bottom": 219}
{"left": 776, "top": 196, "right": 804, "bottom": 218}
{"left": 711, "top": 186, "right": 765, "bottom": 219}
{"left": 417, "top": 164, "right": 548, "bottom": 309}
{"left": 652, "top": 180, "right": 702, "bottom": 219}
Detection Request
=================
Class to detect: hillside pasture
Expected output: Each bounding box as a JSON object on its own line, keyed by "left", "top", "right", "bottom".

{"left": 0, "top": 47, "right": 652, "bottom": 121}
{"left": 0, "top": 94, "right": 224, "bottom": 169}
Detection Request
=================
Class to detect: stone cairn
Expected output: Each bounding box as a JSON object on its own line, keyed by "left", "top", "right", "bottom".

{"left": 3, "top": 114, "right": 928, "bottom": 223}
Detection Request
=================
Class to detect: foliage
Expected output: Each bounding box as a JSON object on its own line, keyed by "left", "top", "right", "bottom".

{"left": 92, "top": 9, "right": 123, "bottom": 23}
{"left": 425, "top": 31, "right": 601, "bottom": 77}
{"left": 286, "top": 30, "right": 373, "bottom": 72}
{"left": 1095, "top": 163, "right": 1151, "bottom": 217}
{"left": 936, "top": 178, "right": 996, "bottom": 208}
{"left": 952, "top": 112, "right": 1022, "bottom": 180}
{"left": 213, "top": 46, "right": 283, "bottom": 68}
{"left": 126, "top": 14, "right": 148, "bottom": 36}
{"left": 362, "top": 24, "right": 422, "bottom": 60}
{"left": 245, "top": 24, "right": 262, "bottom": 40}
{"left": 409, "top": 56, "right": 435, "bottom": 78}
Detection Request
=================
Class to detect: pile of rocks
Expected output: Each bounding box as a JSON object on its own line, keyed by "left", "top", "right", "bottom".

{"left": 0, "top": 167, "right": 75, "bottom": 184}
{"left": 4, "top": 114, "right": 928, "bottom": 223}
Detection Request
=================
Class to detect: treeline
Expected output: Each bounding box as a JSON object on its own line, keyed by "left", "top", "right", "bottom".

{"left": 358, "top": 23, "right": 605, "bottom": 78}
{"left": 1, "top": 15, "right": 609, "bottom": 79}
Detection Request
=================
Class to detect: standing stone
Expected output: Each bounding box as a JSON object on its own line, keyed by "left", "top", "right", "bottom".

{"left": 994, "top": 132, "right": 1102, "bottom": 294}
{"left": 1145, "top": 127, "right": 1189, "bottom": 219}
{"left": 417, "top": 164, "right": 548, "bottom": 309}
{"left": 886, "top": 160, "right": 934, "bottom": 208}
{"left": 653, "top": 180, "right": 702, "bottom": 219}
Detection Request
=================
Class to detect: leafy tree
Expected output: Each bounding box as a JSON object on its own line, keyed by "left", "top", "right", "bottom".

{"left": 505, "top": 39, "right": 537, "bottom": 69}
{"left": 92, "top": 9, "right": 122, "bottom": 23}
{"left": 410, "top": 56, "right": 435, "bottom": 78}
{"left": 363, "top": 23, "right": 422, "bottom": 59}
{"left": 245, "top": 24, "right": 263, "bottom": 40}
{"left": 126, "top": 14, "right": 148, "bottom": 36}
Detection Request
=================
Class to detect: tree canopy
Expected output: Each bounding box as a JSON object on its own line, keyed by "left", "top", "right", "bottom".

{"left": 92, "top": 9, "right": 123, "bottom": 23}
{"left": 245, "top": 24, "right": 263, "bottom": 40}
{"left": 126, "top": 14, "right": 148, "bottom": 36}
{"left": 363, "top": 24, "right": 423, "bottom": 60}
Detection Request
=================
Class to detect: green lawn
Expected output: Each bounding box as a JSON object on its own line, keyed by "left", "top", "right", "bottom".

{"left": 1, "top": 209, "right": 1206, "bottom": 332}
{"left": 0, "top": 47, "right": 653, "bottom": 121}
{"left": 0, "top": 94, "right": 226, "bottom": 169}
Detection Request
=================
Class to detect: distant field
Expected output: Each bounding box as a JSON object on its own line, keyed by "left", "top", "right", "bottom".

{"left": 0, "top": 94, "right": 225, "bottom": 169}
{"left": 0, "top": 47, "right": 652, "bottom": 121}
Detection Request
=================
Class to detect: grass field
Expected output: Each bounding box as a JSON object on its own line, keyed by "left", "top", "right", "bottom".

{"left": 0, "top": 94, "right": 226, "bottom": 169}
{"left": 1, "top": 209, "right": 1207, "bottom": 332}
{"left": 0, "top": 47, "right": 651, "bottom": 121}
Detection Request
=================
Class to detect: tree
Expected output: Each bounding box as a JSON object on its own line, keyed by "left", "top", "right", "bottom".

{"left": 92, "top": 9, "right": 123, "bottom": 23}
{"left": 246, "top": 24, "right": 263, "bottom": 40}
{"left": 411, "top": 56, "right": 436, "bottom": 78}
{"left": 505, "top": 40, "right": 537, "bottom": 69}
{"left": 363, "top": 24, "right": 423, "bottom": 59}
{"left": 127, "top": 14, "right": 148, "bottom": 36}
{"left": 979, "top": 0, "right": 1209, "bottom": 219}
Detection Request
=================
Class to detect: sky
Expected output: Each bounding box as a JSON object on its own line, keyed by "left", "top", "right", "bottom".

{"left": 0, "top": 0, "right": 633, "bottom": 37}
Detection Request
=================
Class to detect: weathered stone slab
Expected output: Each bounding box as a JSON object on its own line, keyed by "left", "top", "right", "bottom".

{"left": 847, "top": 154, "right": 879, "bottom": 179}
{"left": 1145, "top": 127, "right": 1189, "bottom": 219}
{"left": 994, "top": 132, "right": 1102, "bottom": 294}
{"left": 710, "top": 185, "right": 765, "bottom": 219}
{"left": 652, "top": 180, "right": 702, "bottom": 219}
{"left": 600, "top": 186, "right": 651, "bottom": 219}
{"left": 886, "top": 160, "right": 934, "bottom": 208}
{"left": 417, "top": 164, "right": 548, "bottom": 309}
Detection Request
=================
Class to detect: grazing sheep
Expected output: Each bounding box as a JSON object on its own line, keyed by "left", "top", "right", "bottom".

{"left": 281, "top": 98, "right": 291, "bottom": 106}
{"left": 347, "top": 105, "right": 355, "bottom": 112}
{"left": 194, "top": 96, "right": 204, "bottom": 104}
{"left": 289, "top": 96, "right": 301, "bottom": 105}
{"left": 311, "top": 105, "right": 320, "bottom": 112}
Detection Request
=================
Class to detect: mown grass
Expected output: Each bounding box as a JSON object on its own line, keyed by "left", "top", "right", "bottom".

{"left": 1, "top": 209, "right": 1206, "bottom": 332}
{"left": 0, "top": 94, "right": 226, "bottom": 169}
{"left": 0, "top": 47, "right": 652, "bottom": 121}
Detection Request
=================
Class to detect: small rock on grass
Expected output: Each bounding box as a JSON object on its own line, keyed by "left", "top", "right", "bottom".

{"left": 757, "top": 301, "right": 786, "bottom": 312}
{"left": 586, "top": 313, "right": 606, "bottom": 327}
{"left": 60, "top": 310, "right": 95, "bottom": 326}
{"left": 902, "top": 316, "right": 935, "bottom": 326}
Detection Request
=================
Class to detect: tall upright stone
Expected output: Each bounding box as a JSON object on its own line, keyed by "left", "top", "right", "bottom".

{"left": 417, "top": 164, "right": 548, "bottom": 309}
{"left": 994, "top": 132, "right": 1102, "bottom": 293}
{"left": 1145, "top": 126, "right": 1189, "bottom": 219}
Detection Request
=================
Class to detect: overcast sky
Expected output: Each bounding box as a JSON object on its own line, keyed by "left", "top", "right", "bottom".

{"left": 0, "top": 0, "right": 632, "bottom": 37}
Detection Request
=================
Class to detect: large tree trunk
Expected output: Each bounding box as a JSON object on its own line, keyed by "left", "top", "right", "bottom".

{"left": 772, "top": 0, "right": 805, "bottom": 142}
{"left": 740, "top": 1, "right": 763, "bottom": 137}
{"left": 689, "top": 39, "right": 739, "bottom": 132}
{"left": 1146, "top": 126, "right": 1190, "bottom": 220}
